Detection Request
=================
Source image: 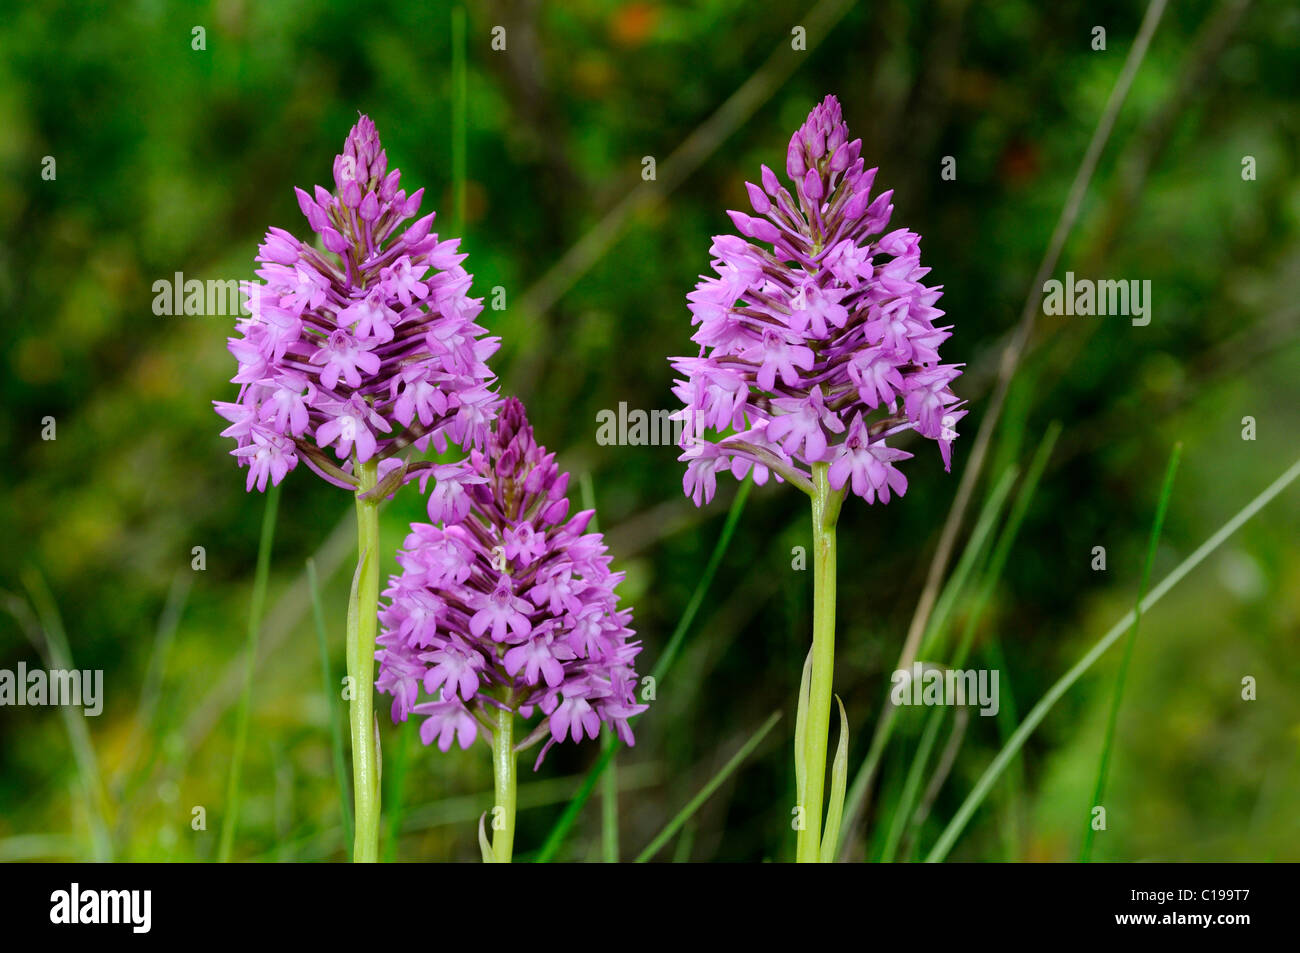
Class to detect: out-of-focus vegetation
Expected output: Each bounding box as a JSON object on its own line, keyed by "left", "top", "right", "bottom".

{"left": 1, "top": 0, "right": 1297, "bottom": 862}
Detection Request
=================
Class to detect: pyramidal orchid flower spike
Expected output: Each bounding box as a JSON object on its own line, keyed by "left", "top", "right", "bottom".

{"left": 670, "top": 94, "right": 964, "bottom": 502}
{"left": 214, "top": 114, "right": 501, "bottom": 496}
{"left": 669, "top": 95, "right": 963, "bottom": 862}
{"left": 376, "top": 397, "right": 646, "bottom": 862}
{"left": 213, "top": 115, "right": 501, "bottom": 862}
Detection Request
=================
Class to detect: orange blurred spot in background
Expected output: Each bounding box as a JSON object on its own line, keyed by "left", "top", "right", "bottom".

{"left": 610, "top": 3, "right": 660, "bottom": 48}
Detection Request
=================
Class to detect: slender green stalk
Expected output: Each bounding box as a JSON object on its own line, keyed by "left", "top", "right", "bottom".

{"left": 349, "top": 458, "right": 382, "bottom": 862}
{"left": 307, "top": 557, "right": 353, "bottom": 859}
{"left": 796, "top": 463, "right": 844, "bottom": 862}
{"left": 926, "top": 454, "right": 1300, "bottom": 862}
{"left": 492, "top": 706, "right": 517, "bottom": 862}
{"left": 1081, "top": 443, "right": 1181, "bottom": 862}
{"left": 218, "top": 483, "right": 280, "bottom": 862}
{"left": 599, "top": 727, "right": 620, "bottom": 862}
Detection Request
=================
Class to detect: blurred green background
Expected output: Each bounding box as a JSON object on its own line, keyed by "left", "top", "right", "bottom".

{"left": 1, "top": 0, "right": 1298, "bottom": 862}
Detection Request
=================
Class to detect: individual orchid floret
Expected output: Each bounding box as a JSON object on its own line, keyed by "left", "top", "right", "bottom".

{"left": 376, "top": 398, "right": 647, "bottom": 765}
{"left": 669, "top": 94, "right": 964, "bottom": 506}
{"left": 215, "top": 114, "right": 502, "bottom": 493}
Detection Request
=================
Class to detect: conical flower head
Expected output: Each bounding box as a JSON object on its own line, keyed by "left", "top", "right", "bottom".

{"left": 215, "top": 114, "right": 501, "bottom": 493}
{"left": 670, "top": 94, "right": 964, "bottom": 506}
{"left": 376, "top": 398, "right": 647, "bottom": 763}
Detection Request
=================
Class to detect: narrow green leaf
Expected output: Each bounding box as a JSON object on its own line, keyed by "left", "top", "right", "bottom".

{"left": 671, "top": 821, "right": 696, "bottom": 863}
{"left": 1081, "top": 443, "right": 1181, "bottom": 862}
{"left": 880, "top": 701, "right": 945, "bottom": 863}
{"left": 837, "top": 462, "right": 1020, "bottom": 858}
{"left": 842, "top": 424, "right": 1062, "bottom": 861}
{"left": 13, "top": 572, "right": 113, "bottom": 862}
{"left": 926, "top": 454, "right": 1300, "bottom": 862}
{"left": 634, "top": 711, "right": 782, "bottom": 863}
{"left": 478, "top": 812, "right": 494, "bottom": 863}
{"left": 920, "top": 464, "right": 1021, "bottom": 660}
{"left": 218, "top": 482, "right": 280, "bottom": 863}
{"left": 819, "top": 695, "right": 849, "bottom": 863}
{"left": 885, "top": 425, "right": 1062, "bottom": 862}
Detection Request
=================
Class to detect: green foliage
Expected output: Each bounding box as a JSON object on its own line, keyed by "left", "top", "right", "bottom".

{"left": 2, "top": 0, "right": 1298, "bottom": 861}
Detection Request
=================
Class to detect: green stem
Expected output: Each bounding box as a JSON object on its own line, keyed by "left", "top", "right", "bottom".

{"left": 601, "top": 732, "right": 620, "bottom": 862}
{"left": 349, "top": 458, "right": 382, "bottom": 862}
{"left": 796, "top": 463, "right": 843, "bottom": 862}
{"left": 492, "top": 706, "right": 517, "bottom": 862}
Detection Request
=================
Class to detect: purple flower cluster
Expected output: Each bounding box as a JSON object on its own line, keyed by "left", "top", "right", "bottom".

{"left": 670, "top": 95, "right": 964, "bottom": 506}
{"left": 376, "top": 398, "right": 647, "bottom": 763}
{"left": 214, "top": 115, "right": 501, "bottom": 493}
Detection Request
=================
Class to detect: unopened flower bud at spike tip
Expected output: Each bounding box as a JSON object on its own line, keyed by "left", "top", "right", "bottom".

{"left": 216, "top": 114, "right": 502, "bottom": 493}
{"left": 669, "top": 94, "right": 964, "bottom": 508}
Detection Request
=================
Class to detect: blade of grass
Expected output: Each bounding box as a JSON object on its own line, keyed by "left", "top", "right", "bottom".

{"left": 671, "top": 820, "right": 697, "bottom": 863}
{"left": 1080, "top": 443, "right": 1181, "bottom": 861}
{"left": 904, "top": 707, "right": 969, "bottom": 860}
{"left": 898, "top": 0, "right": 1169, "bottom": 682}
{"left": 116, "top": 572, "right": 190, "bottom": 792}
{"left": 218, "top": 483, "right": 281, "bottom": 862}
{"left": 534, "top": 480, "right": 752, "bottom": 861}
{"left": 926, "top": 453, "right": 1300, "bottom": 862}
{"left": 634, "top": 711, "right": 782, "bottom": 862}
{"left": 919, "top": 465, "right": 1020, "bottom": 661}
{"left": 112, "top": 572, "right": 191, "bottom": 846}
{"left": 307, "top": 556, "right": 353, "bottom": 859}
{"left": 880, "top": 424, "right": 1062, "bottom": 862}
{"left": 837, "top": 463, "right": 1020, "bottom": 859}
{"left": 14, "top": 571, "right": 113, "bottom": 862}
{"left": 983, "top": 637, "right": 1025, "bottom": 861}
{"left": 880, "top": 702, "right": 947, "bottom": 863}
{"left": 651, "top": 480, "right": 753, "bottom": 686}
